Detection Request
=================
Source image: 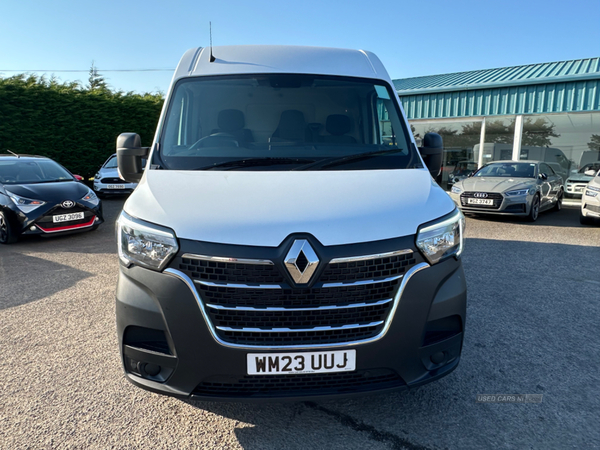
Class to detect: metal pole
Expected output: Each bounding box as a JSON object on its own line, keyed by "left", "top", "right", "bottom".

{"left": 512, "top": 115, "right": 524, "bottom": 161}
{"left": 477, "top": 117, "right": 486, "bottom": 169}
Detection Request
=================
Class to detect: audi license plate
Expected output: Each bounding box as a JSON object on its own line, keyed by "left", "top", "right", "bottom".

{"left": 107, "top": 184, "right": 125, "bottom": 189}
{"left": 467, "top": 198, "right": 494, "bottom": 205}
{"left": 53, "top": 212, "right": 84, "bottom": 223}
{"left": 247, "top": 350, "right": 356, "bottom": 375}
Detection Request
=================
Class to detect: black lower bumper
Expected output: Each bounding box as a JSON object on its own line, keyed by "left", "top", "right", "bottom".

{"left": 116, "top": 257, "right": 467, "bottom": 401}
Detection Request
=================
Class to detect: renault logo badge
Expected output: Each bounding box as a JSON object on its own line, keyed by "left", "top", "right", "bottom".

{"left": 284, "top": 239, "right": 319, "bottom": 284}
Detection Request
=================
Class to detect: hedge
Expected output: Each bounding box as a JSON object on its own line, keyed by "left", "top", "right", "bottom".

{"left": 0, "top": 74, "right": 164, "bottom": 178}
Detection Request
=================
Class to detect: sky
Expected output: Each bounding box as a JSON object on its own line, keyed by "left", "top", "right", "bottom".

{"left": 1, "top": 0, "right": 599, "bottom": 94}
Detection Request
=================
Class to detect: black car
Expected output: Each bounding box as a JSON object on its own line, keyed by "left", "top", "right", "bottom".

{"left": 0, "top": 155, "right": 103, "bottom": 244}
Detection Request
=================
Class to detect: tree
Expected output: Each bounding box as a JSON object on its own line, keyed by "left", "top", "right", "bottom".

{"left": 88, "top": 62, "right": 108, "bottom": 92}
{"left": 588, "top": 134, "right": 600, "bottom": 151}
{"left": 521, "top": 118, "right": 559, "bottom": 147}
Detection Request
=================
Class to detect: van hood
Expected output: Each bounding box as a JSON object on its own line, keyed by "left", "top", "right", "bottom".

{"left": 124, "top": 169, "right": 455, "bottom": 247}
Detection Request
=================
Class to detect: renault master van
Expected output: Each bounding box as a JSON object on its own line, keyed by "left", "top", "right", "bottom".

{"left": 115, "top": 45, "right": 466, "bottom": 400}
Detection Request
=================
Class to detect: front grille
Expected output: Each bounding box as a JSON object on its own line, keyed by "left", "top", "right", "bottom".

{"left": 460, "top": 192, "right": 503, "bottom": 209}
{"left": 100, "top": 177, "right": 126, "bottom": 184}
{"left": 320, "top": 253, "right": 416, "bottom": 283}
{"left": 192, "top": 368, "right": 404, "bottom": 398}
{"left": 177, "top": 247, "right": 419, "bottom": 348}
{"left": 585, "top": 203, "right": 600, "bottom": 213}
{"left": 211, "top": 303, "right": 390, "bottom": 329}
{"left": 178, "top": 257, "right": 285, "bottom": 285}
{"left": 35, "top": 206, "right": 94, "bottom": 230}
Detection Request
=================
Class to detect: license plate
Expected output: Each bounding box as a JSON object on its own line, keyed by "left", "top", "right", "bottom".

{"left": 107, "top": 184, "right": 125, "bottom": 189}
{"left": 53, "top": 212, "right": 85, "bottom": 223}
{"left": 467, "top": 198, "right": 494, "bottom": 205}
{"left": 247, "top": 350, "right": 356, "bottom": 375}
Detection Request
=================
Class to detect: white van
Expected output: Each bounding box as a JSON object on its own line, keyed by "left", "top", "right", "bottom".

{"left": 115, "top": 45, "right": 466, "bottom": 400}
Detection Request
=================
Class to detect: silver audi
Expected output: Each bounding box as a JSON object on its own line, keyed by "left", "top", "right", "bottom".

{"left": 449, "top": 160, "right": 564, "bottom": 221}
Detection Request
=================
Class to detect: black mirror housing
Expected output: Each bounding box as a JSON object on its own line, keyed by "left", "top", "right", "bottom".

{"left": 117, "top": 133, "right": 149, "bottom": 183}
{"left": 538, "top": 173, "right": 548, "bottom": 180}
{"left": 418, "top": 132, "right": 443, "bottom": 179}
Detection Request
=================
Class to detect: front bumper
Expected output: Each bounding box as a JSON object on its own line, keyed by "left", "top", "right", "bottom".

{"left": 15, "top": 201, "right": 104, "bottom": 237}
{"left": 449, "top": 191, "right": 530, "bottom": 216}
{"left": 93, "top": 180, "right": 137, "bottom": 195}
{"left": 566, "top": 180, "right": 589, "bottom": 197}
{"left": 581, "top": 191, "right": 600, "bottom": 219}
{"left": 116, "top": 256, "right": 467, "bottom": 401}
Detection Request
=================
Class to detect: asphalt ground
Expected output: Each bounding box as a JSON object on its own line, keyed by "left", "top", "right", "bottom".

{"left": 1, "top": 197, "right": 599, "bottom": 449}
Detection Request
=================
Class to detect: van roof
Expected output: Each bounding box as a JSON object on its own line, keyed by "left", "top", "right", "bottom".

{"left": 173, "top": 45, "right": 392, "bottom": 84}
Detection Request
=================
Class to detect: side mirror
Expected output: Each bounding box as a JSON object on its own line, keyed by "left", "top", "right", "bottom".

{"left": 584, "top": 169, "right": 597, "bottom": 177}
{"left": 418, "top": 132, "right": 443, "bottom": 179}
{"left": 538, "top": 173, "right": 548, "bottom": 180}
{"left": 73, "top": 175, "right": 84, "bottom": 182}
{"left": 117, "top": 133, "right": 149, "bottom": 183}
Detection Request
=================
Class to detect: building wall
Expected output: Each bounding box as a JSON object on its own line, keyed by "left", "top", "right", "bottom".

{"left": 399, "top": 80, "right": 600, "bottom": 120}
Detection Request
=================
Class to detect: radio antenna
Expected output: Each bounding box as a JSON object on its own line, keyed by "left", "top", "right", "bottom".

{"left": 209, "top": 22, "right": 216, "bottom": 62}
{"left": 6, "top": 149, "right": 19, "bottom": 158}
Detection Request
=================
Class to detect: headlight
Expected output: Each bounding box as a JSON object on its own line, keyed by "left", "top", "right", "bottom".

{"left": 585, "top": 189, "right": 598, "bottom": 197}
{"left": 117, "top": 211, "right": 178, "bottom": 271}
{"left": 505, "top": 189, "right": 530, "bottom": 197}
{"left": 6, "top": 191, "right": 46, "bottom": 213}
{"left": 451, "top": 185, "right": 462, "bottom": 194}
{"left": 81, "top": 188, "right": 99, "bottom": 206}
{"left": 416, "top": 209, "right": 465, "bottom": 265}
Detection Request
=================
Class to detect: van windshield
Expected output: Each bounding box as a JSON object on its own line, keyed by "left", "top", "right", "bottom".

{"left": 157, "top": 74, "right": 420, "bottom": 171}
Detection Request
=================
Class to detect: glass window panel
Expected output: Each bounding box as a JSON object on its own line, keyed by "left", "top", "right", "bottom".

{"left": 474, "top": 116, "right": 516, "bottom": 166}
{"left": 520, "top": 113, "right": 600, "bottom": 188}
{"left": 410, "top": 120, "right": 482, "bottom": 190}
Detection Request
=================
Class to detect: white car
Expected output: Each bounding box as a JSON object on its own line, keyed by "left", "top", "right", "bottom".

{"left": 93, "top": 154, "right": 138, "bottom": 197}
{"left": 580, "top": 168, "right": 600, "bottom": 225}
{"left": 112, "top": 45, "right": 467, "bottom": 401}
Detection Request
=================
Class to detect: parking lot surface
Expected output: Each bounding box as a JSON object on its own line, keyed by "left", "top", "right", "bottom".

{"left": 1, "top": 198, "right": 599, "bottom": 449}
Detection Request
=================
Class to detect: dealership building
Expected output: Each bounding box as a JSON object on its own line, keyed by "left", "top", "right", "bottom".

{"left": 393, "top": 57, "right": 600, "bottom": 189}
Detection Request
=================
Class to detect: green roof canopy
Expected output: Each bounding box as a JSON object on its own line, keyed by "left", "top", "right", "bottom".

{"left": 394, "top": 58, "right": 600, "bottom": 119}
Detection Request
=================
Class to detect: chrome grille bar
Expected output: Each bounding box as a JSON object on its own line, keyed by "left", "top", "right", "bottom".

{"left": 329, "top": 249, "right": 413, "bottom": 264}
{"left": 182, "top": 253, "right": 274, "bottom": 265}
{"left": 194, "top": 280, "right": 285, "bottom": 289}
{"left": 195, "top": 275, "right": 404, "bottom": 289}
{"left": 216, "top": 321, "right": 384, "bottom": 333}
{"left": 205, "top": 298, "right": 393, "bottom": 312}
{"left": 320, "top": 274, "right": 404, "bottom": 288}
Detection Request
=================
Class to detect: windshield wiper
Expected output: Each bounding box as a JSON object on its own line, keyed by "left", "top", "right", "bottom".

{"left": 293, "top": 148, "right": 405, "bottom": 171}
{"left": 194, "top": 157, "right": 315, "bottom": 171}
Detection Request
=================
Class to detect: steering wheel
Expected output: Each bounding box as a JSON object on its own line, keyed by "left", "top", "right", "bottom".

{"left": 188, "top": 133, "right": 239, "bottom": 151}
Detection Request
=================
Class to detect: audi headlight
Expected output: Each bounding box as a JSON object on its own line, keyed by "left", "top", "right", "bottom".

{"left": 451, "top": 185, "right": 462, "bottom": 194}
{"left": 117, "top": 211, "right": 178, "bottom": 271}
{"left": 81, "top": 188, "right": 99, "bottom": 206}
{"left": 6, "top": 190, "right": 46, "bottom": 213}
{"left": 505, "top": 189, "right": 530, "bottom": 197}
{"left": 416, "top": 209, "right": 465, "bottom": 265}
